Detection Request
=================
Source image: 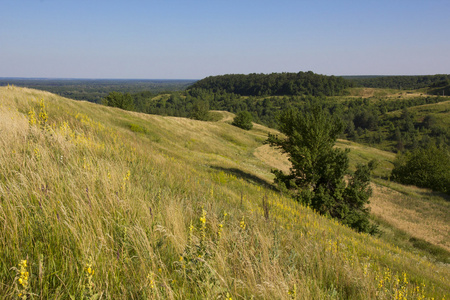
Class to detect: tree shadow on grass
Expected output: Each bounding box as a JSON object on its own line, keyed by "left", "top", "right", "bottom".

{"left": 210, "top": 165, "right": 278, "bottom": 192}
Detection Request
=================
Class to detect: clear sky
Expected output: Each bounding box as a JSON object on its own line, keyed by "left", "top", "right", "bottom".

{"left": 1, "top": 0, "right": 449, "bottom": 79}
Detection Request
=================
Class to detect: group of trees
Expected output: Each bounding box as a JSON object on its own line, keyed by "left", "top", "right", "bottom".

{"left": 102, "top": 91, "right": 135, "bottom": 110}
{"left": 190, "top": 71, "right": 354, "bottom": 96}
{"left": 349, "top": 74, "right": 450, "bottom": 91}
{"left": 391, "top": 145, "right": 450, "bottom": 195}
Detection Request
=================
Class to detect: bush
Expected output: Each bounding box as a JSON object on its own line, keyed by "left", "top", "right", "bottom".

{"left": 232, "top": 111, "right": 253, "bottom": 130}
{"left": 391, "top": 145, "right": 450, "bottom": 194}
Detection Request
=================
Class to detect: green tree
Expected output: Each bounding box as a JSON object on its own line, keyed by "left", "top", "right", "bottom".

{"left": 190, "top": 100, "right": 211, "bottom": 121}
{"left": 232, "top": 111, "right": 253, "bottom": 130}
{"left": 391, "top": 145, "right": 450, "bottom": 194}
{"left": 102, "top": 92, "right": 135, "bottom": 111}
{"left": 265, "top": 106, "right": 377, "bottom": 234}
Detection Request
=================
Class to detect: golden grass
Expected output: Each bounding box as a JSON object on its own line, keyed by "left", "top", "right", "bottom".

{"left": 347, "top": 87, "right": 394, "bottom": 98}
{"left": 254, "top": 144, "right": 291, "bottom": 175}
{"left": 0, "top": 85, "right": 449, "bottom": 299}
{"left": 370, "top": 183, "right": 450, "bottom": 251}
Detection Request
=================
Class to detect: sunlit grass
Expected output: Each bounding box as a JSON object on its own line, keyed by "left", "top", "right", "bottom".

{"left": 0, "top": 86, "right": 448, "bottom": 299}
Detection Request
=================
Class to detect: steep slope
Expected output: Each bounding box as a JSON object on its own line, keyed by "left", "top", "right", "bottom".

{"left": 0, "top": 86, "right": 448, "bottom": 299}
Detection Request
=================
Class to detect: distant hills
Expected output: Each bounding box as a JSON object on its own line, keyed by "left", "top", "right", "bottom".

{"left": 0, "top": 78, "right": 196, "bottom": 103}
{"left": 2, "top": 73, "right": 449, "bottom": 102}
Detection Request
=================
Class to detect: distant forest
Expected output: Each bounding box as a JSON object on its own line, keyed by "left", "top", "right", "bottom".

{"left": 0, "top": 78, "right": 196, "bottom": 103}
{"left": 189, "top": 71, "right": 354, "bottom": 96}
{"left": 348, "top": 74, "right": 450, "bottom": 94}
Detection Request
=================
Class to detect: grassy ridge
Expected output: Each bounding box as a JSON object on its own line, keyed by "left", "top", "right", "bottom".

{"left": 0, "top": 86, "right": 449, "bottom": 299}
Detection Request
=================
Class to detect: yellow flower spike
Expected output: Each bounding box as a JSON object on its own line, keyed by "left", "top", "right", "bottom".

{"left": 240, "top": 216, "right": 246, "bottom": 230}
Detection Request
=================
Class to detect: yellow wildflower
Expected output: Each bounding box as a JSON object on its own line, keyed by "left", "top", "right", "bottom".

{"left": 240, "top": 216, "right": 246, "bottom": 230}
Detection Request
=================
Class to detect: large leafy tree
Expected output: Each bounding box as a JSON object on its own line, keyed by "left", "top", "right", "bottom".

{"left": 265, "top": 106, "right": 377, "bottom": 234}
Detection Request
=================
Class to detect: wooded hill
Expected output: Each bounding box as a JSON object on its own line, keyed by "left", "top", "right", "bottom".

{"left": 189, "top": 71, "right": 354, "bottom": 96}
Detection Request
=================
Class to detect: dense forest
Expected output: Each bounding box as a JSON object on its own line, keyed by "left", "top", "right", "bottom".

{"left": 189, "top": 71, "right": 354, "bottom": 96}
{"left": 349, "top": 74, "right": 450, "bottom": 94}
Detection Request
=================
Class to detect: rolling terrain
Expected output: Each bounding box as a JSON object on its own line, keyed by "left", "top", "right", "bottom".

{"left": 0, "top": 86, "right": 449, "bottom": 299}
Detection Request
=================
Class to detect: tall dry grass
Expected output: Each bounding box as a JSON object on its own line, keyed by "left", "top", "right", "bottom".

{"left": 0, "top": 86, "right": 448, "bottom": 299}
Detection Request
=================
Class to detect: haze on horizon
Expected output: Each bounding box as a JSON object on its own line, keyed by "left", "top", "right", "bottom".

{"left": 1, "top": 0, "right": 449, "bottom": 79}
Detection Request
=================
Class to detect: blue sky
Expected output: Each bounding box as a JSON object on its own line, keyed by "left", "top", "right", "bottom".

{"left": 1, "top": 0, "right": 449, "bottom": 79}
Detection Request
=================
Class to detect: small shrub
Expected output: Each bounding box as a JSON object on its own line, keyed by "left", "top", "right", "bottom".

{"left": 129, "top": 123, "right": 148, "bottom": 134}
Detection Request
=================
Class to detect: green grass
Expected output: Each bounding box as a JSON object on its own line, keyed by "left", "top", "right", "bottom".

{"left": 336, "top": 139, "right": 396, "bottom": 178}
{"left": 0, "top": 86, "right": 449, "bottom": 299}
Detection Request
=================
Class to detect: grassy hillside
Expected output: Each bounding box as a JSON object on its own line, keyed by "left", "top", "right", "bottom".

{"left": 386, "top": 100, "right": 450, "bottom": 127}
{"left": 0, "top": 86, "right": 449, "bottom": 299}
{"left": 259, "top": 138, "right": 450, "bottom": 257}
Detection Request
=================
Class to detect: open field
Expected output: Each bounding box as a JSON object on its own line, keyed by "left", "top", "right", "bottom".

{"left": 0, "top": 86, "right": 449, "bottom": 299}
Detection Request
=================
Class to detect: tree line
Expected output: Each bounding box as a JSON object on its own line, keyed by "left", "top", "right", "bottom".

{"left": 189, "top": 71, "right": 354, "bottom": 96}
{"left": 349, "top": 74, "right": 450, "bottom": 92}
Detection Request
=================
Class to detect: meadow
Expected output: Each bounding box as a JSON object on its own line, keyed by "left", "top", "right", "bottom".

{"left": 0, "top": 86, "right": 449, "bottom": 299}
